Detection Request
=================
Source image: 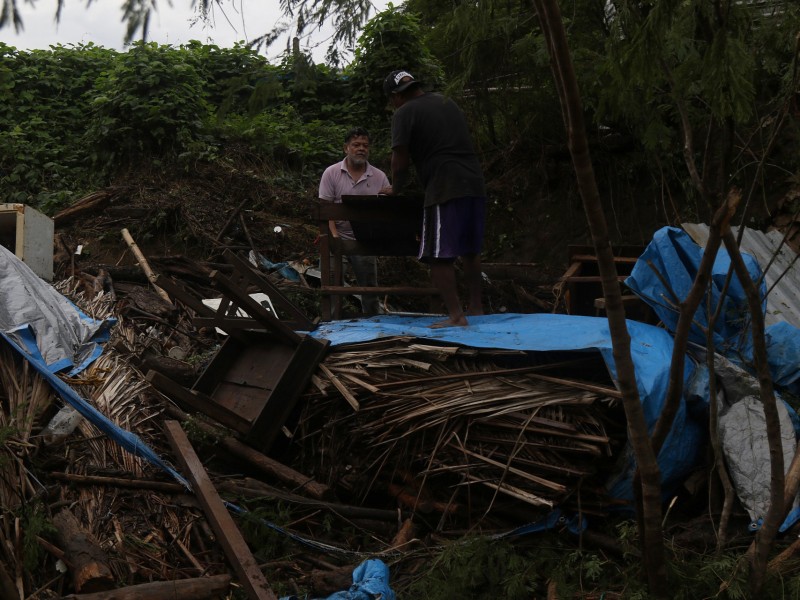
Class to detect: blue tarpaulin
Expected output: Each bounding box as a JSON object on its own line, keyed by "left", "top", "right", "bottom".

{"left": 625, "top": 226, "right": 800, "bottom": 529}
{"left": 624, "top": 226, "right": 800, "bottom": 389}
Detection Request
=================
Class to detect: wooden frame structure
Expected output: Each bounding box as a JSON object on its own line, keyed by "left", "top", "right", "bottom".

{"left": 314, "top": 195, "right": 438, "bottom": 320}
{"left": 147, "top": 250, "right": 328, "bottom": 453}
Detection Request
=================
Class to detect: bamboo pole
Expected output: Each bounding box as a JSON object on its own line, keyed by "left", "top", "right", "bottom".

{"left": 120, "top": 228, "right": 171, "bottom": 303}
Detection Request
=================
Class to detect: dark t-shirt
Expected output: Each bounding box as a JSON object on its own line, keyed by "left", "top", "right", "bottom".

{"left": 391, "top": 92, "right": 486, "bottom": 207}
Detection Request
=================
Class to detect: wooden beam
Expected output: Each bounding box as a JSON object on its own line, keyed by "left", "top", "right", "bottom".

{"left": 164, "top": 404, "right": 333, "bottom": 501}
{"left": 319, "top": 285, "right": 439, "bottom": 296}
{"left": 60, "top": 574, "right": 231, "bottom": 600}
{"left": 163, "top": 420, "right": 278, "bottom": 600}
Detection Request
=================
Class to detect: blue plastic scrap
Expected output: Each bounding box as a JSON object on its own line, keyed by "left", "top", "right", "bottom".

{"left": 280, "top": 559, "right": 396, "bottom": 600}
{"left": 493, "top": 508, "right": 587, "bottom": 539}
{"left": 0, "top": 331, "right": 190, "bottom": 489}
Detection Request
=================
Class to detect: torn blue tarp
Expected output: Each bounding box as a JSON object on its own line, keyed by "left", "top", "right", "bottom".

{"left": 624, "top": 226, "right": 800, "bottom": 390}
{"left": 493, "top": 508, "right": 587, "bottom": 539}
{"left": 280, "top": 559, "right": 396, "bottom": 600}
{"left": 0, "top": 244, "right": 114, "bottom": 375}
{"left": 624, "top": 226, "right": 765, "bottom": 356}
{"left": 0, "top": 331, "right": 190, "bottom": 489}
{"left": 625, "top": 226, "right": 800, "bottom": 530}
{"left": 310, "top": 313, "right": 704, "bottom": 506}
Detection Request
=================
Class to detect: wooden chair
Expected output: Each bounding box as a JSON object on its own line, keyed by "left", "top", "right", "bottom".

{"left": 314, "top": 195, "right": 439, "bottom": 320}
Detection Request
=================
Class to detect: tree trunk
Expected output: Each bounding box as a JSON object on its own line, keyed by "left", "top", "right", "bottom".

{"left": 720, "top": 229, "right": 783, "bottom": 595}
{"left": 532, "top": 0, "right": 667, "bottom": 596}
{"left": 52, "top": 509, "right": 115, "bottom": 594}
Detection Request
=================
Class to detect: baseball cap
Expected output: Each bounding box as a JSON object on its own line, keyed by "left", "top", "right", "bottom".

{"left": 383, "top": 70, "right": 421, "bottom": 95}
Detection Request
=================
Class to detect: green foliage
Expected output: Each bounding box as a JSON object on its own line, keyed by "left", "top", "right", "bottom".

{"left": 221, "top": 104, "right": 346, "bottom": 173}
{"left": 600, "top": 0, "right": 800, "bottom": 200}
{"left": 347, "top": 6, "right": 445, "bottom": 126}
{"left": 84, "top": 41, "right": 212, "bottom": 169}
{"left": 21, "top": 504, "right": 56, "bottom": 573}
{"left": 0, "top": 42, "right": 114, "bottom": 211}
{"left": 236, "top": 501, "right": 294, "bottom": 560}
{"left": 184, "top": 41, "right": 277, "bottom": 119}
{"left": 405, "top": 536, "right": 538, "bottom": 599}
{"left": 0, "top": 40, "right": 367, "bottom": 210}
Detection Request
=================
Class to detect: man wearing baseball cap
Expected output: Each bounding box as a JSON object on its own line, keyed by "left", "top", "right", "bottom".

{"left": 381, "top": 69, "right": 487, "bottom": 328}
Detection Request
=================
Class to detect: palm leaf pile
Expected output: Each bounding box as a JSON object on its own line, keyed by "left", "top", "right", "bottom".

{"left": 297, "top": 338, "right": 628, "bottom": 526}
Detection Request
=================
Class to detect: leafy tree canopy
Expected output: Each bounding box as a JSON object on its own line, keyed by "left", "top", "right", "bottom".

{"left": 0, "top": 0, "right": 384, "bottom": 63}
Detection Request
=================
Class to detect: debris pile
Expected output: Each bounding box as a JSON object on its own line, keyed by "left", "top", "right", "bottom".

{"left": 0, "top": 221, "right": 666, "bottom": 598}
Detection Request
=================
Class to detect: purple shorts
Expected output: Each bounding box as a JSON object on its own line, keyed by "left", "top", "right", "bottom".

{"left": 418, "top": 196, "right": 486, "bottom": 261}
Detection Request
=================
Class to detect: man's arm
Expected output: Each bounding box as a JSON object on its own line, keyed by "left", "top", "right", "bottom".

{"left": 390, "top": 145, "right": 411, "bottom": 195}
{"left": 319, "top": 164, "right": 339, "bottom": 202}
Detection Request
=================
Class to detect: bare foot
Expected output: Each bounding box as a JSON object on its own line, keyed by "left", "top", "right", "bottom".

{"left": 429, "top": 315, "right": 469, "bottom": 328}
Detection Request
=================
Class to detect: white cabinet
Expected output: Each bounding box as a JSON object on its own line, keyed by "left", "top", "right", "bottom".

{"left": 0, "top": 204, "right": 54, "bottom": 281}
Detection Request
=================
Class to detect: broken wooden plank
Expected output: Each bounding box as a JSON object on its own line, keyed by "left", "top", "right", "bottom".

{"left": 60, "top": 574, "right": 231, "bottom": 600}
{"left": 318, "top": 363, "right": 359, "bottom": 411}
{"left": 218, "top": 436, "right": 333, "bottom": 501}
{"left": 208, "top": 269, "right": 300, "bottom": 345}
{"left": 147, "top": 371, "right": 250, "bottom": 435}
{"left": 163, "top": 420, "right": 278, "bottom": 600}
{"left": 222, "top": 249, "right": 316, "bottom": 331}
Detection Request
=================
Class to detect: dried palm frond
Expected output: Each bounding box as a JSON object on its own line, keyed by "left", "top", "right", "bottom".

{"left": 298, "top": 339, "right": 623, "bottom": 520}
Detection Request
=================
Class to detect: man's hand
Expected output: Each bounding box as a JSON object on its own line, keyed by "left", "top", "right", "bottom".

{"left": 379, "top": 186, "right": 394, "bottom": 195}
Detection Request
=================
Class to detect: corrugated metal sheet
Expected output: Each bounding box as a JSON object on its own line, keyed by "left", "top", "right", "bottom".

{"left": 682, "top": 223, "right": 800, "bottom": 329}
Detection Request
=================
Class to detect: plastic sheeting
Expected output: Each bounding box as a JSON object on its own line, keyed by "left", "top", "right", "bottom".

{"left": 624, "top": 226, "right": 765, "bottom": 356}
{"left": 712, "top": 354, "right": 796, "bottom": 527}
{"left": 624, "top": 226, "right": 800, "bottom": 390}
{"left": 280, "top": 559, "right": 396, "bottom": 600}
{"left": 0, "top": 246, "right": 189, "bottom": 488}
{"left": 625, "top": 226, "right": 800, "bottom": 529}
{"left": 311, "top": 312, "right": 704, "bottom": 505}
{"left": 0, "top": 244, "right": 113, "bottom": 375}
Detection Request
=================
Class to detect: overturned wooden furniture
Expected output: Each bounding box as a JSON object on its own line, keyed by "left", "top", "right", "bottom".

{"left": 314, "top": 195, "right": 439, "bottom": 320}
{"left": 148, "top": 250, "right": 328, "bottom": 452}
